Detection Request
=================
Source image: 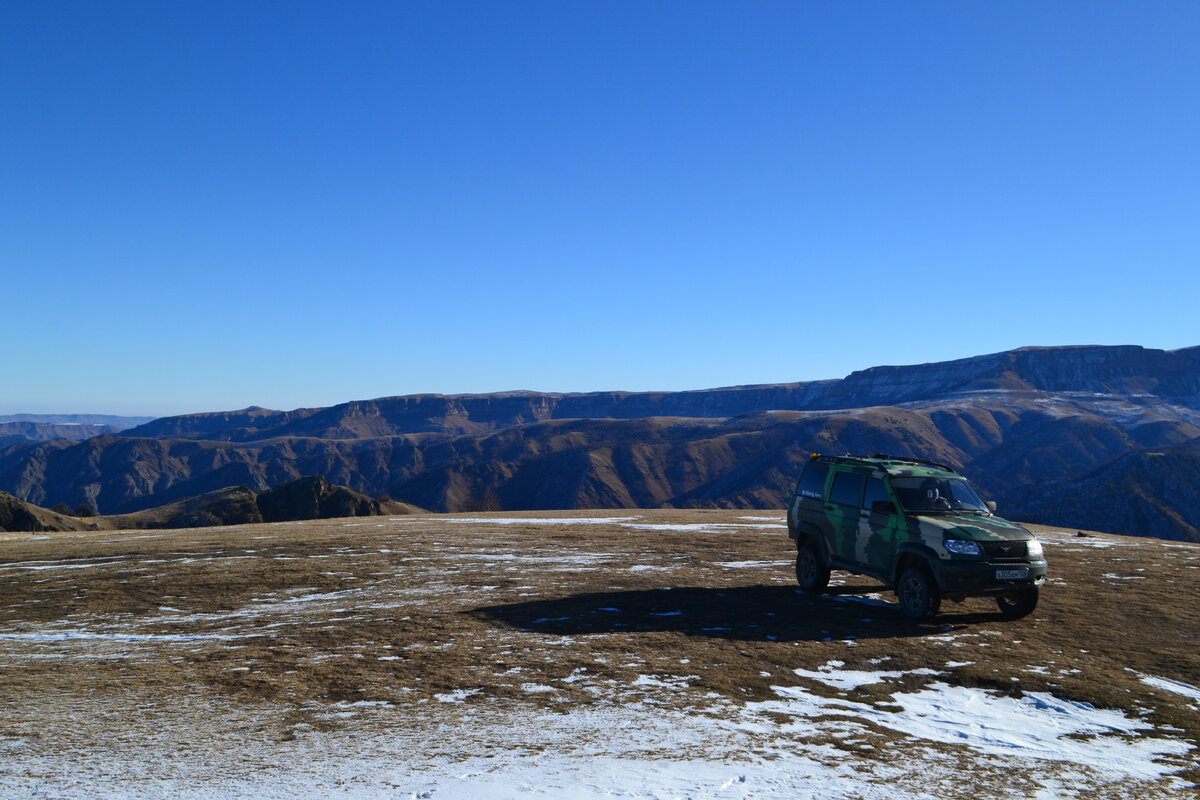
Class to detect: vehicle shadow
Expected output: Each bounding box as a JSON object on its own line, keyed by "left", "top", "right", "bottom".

{"left": 472, "top": 585, "right": 1006, "bottom": 643}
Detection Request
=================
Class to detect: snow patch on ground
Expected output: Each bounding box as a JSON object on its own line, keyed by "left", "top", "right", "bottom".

{"left": 622, "top": 522, "right": 784, "bottom": 533}
{"left": 440, "top": 517, "right": 642, "bottom": 526}
{"left": 435, "top": 688, "right": 483, "bottom": 703}
{"left": 455, "top": 553, "right": 611, "bottom": 566}
{"left": 791, "top": 660, "right": 943, "bottom": 691}
{"left": 0, "top": 630, "right": 259, "bottom": 644}
{"left": 755, "top": 681, "right": 1192, "bottom": 783}
{"left": 1134, "top": 673, "right": 1200, "bottom": 705}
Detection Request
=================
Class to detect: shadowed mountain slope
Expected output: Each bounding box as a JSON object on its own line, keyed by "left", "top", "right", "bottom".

{"left": 1007, "top": 438, "right": 1200, "bottom": 542}
{"left": 0, "top": 422, "right": 123, "bottom": 448}
{"left": 0, "top": 477, "right": 421, "bottom": 533}
{"left": 3, "top": 346, "right": 1199, "bottom": 540}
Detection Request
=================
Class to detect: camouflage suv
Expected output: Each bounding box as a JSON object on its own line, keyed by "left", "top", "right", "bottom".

{"left": 787, "top": 453, "right": 1047, "bottom": 620}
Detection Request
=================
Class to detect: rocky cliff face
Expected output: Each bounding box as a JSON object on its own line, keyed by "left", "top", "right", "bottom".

{"left": 815, "top": 346, "right": 1200, "bottom": 409}
{"left": 3, "top": 345, "right": 1199, "bottom": 539}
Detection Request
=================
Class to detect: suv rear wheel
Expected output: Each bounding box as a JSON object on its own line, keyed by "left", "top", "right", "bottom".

{"left": 897, "top": 565, "right": 940, "bottom": 620}
{"left": 795, "top": 541, "right": 830, "bottom": 593}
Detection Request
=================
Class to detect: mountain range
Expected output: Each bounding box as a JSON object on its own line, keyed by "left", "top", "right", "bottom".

{"left": 0, "top": 414, "right": 152, "bottom": 448}
{"left": 3, "top": 345, "right": 1199, "bottom": 540}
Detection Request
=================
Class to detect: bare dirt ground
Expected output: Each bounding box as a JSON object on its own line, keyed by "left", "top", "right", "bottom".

{"left": 1, "top": 509, "right": 1198, "bottom": 799}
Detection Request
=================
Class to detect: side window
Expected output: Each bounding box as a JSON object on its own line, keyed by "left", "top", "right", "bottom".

{"left": 828, "top": 470, "right": 866, "bottom": 508}
{"left": 863, "top": 477, "right": 891, "bottom": 511}
{"left": 795, "top": 463, "right": 830, "bottom": 500}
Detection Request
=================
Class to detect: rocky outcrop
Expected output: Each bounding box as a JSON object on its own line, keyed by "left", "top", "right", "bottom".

{"left": 0, "top": 491, "right": 81, "bottom": 532}
{"left": 256, "top": 475, "right": 380, "bottom": 522}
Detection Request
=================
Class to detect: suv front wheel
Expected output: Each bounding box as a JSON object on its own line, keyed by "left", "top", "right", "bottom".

{"left": 897, "top": 565, "right": 940, "bottom": 620}
{"left": 996, "top": 587, "right": 1039, "bottom": 619}
{"left": 795, "top": 541, "right": 830, "bottom": 593}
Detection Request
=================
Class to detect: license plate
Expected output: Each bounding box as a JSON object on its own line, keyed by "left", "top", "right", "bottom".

{"left": 996, "top": 569, "right": 1029, "bottom": 580}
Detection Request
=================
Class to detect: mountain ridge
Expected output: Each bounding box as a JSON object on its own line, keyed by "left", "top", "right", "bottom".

{"left": 3, "top": 344, "right": 1199, "bottom": 540}
{"left": 113, "top": 344, "right": 1200, "bottom": 442}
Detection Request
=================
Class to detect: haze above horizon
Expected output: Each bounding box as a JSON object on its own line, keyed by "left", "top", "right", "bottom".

{"left": 4, "top": 2, "right": 1198, "bottom": 417}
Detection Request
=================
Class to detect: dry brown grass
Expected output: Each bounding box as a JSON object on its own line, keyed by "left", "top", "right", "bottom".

{"left": 1, "top": 509, "right": 1198, "bottom": 796}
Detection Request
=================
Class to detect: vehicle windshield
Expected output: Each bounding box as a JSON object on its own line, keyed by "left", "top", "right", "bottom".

{"left": 891, "top": 476, "right": 989, "bottom": 514}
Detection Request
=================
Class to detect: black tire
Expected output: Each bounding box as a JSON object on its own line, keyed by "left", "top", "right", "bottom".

{"left": 795, "top": 541, "right": 830, "bottom": 593}
{"left": 996, "top": 587, "right": 1039, "bottom": 620}
{"left": 896, "top": 565, "right": 940, "bottom": 620}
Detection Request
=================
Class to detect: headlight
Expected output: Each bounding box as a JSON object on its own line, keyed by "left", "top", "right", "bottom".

{"left": 944, "top": 539, "right": 982, "bottom": 556}
{"left": 1026, "top": 539, "right": 1043, "bottom": 559}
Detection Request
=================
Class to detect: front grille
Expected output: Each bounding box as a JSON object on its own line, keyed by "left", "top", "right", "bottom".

{"left": 981, "top": 540, "right": 1028, "bottom": 561}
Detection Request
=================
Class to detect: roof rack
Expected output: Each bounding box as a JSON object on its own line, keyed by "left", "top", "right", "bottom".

{"left": 809, "top": 453, "right": 893, "bottom": 467}
{"left": 808, "top": 453, "right": 868, "bottom": 466}
{"left": 809, "top": 452, "right": 957, "bottom": 473}
{"left": 870, "top": 453, "right": 956, "bottom": 472}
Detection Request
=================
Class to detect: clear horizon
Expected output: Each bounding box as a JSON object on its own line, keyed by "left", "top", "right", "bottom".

{"left": 4, "top": 2, "right": 1198, "bottom": 417}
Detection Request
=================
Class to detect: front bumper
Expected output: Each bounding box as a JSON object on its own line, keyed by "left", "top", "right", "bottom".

{"left": 931, "top": 559, "right": 1048, "bottom": 595}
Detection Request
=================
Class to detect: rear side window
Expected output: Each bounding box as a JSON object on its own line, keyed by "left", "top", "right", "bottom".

{"left": 829, "top": 471, "right": 867, "bottom": 507}
{"left": 795, "top": 463, "right": 830, "bottom": 500}
{"left": 863, "top": 477, "right": 891, "bottom": 510}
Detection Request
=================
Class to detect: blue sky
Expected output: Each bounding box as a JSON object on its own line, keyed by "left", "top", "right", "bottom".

{"left": 2, "top": 2, "right": 1197, "bottom": 417}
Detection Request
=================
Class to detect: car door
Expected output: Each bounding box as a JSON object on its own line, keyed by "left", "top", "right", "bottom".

{"left": 825, "top": 468, "right": 866, "bottom": 562}
{"left": 858, "top": 476, "right": 902, "bottom": 574}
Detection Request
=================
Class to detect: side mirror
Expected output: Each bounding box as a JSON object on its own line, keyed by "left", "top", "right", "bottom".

{"left": 870, "top": 500, "right": 894, "bottom": 516}
{"left": 985, "top": 500, "right": 997, "bottom": 514}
